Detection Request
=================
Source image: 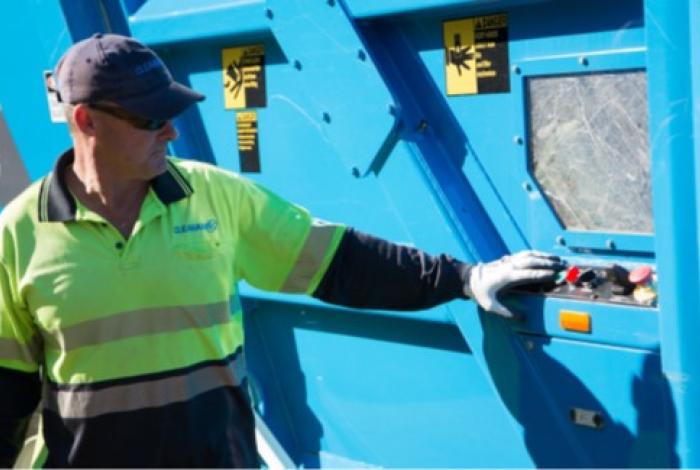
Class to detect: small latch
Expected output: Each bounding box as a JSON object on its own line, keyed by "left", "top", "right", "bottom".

{"left": 570, "top": 407, "right": 605, "bottom": 429}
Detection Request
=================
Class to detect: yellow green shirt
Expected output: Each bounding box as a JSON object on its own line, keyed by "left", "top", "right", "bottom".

{"left": 0, "top": 149, "right": 344, "bottom": 467}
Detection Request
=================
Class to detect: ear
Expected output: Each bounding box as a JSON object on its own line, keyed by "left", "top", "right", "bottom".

{"left": 73, "top": 104, "right": 97, "bottom": 135}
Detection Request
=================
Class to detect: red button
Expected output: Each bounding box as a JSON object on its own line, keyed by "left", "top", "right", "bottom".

{"left": 565, "top": 266, "right": 581, "bottom": 284}
{"left": 629, "top": 265, "right": 653, "bottom": 285}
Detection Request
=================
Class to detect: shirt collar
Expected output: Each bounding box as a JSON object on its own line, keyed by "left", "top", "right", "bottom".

{"left": 38, "top": 148, "right": 194, "bottom": 222}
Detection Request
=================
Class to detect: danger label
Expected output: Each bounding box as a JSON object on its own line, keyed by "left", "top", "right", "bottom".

{"left": 444, "top": 13, "right": 510, "bottom": 95}
{"left": 222, "top": 45, "right": 266, "bottom": 109}
{"left": 236, "top": 111, "right": 261, "bottom": 172}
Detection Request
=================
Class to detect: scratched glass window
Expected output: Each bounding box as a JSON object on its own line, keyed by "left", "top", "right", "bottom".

{"left": 528, "top": 71, "right": 653, "bottom": 233}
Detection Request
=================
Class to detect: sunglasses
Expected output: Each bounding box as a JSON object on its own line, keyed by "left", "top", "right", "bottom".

{"left": 88, "top": 103, "right": 169, "bottom": 131}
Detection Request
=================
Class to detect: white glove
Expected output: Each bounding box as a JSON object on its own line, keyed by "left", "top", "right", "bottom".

{"left": 464, "top": 250, "right": 564, "bottom": 318}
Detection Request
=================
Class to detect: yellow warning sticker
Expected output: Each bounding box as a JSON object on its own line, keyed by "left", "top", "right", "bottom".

{"left": 444, "top": 13, "right": 510, "bottom": 95}
{"left": 236, "top": 111, "right": 261, "bottom": 172}
{"left": 222, "top": 45, "right": 266, "bottom": 109}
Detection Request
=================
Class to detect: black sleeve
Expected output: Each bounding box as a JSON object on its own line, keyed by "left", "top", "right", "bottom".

{"left": 0, "top": 367, "right": 41, "bottom": 467}
{"left": 312, "top": 227, "right": 472, "bottom": 310}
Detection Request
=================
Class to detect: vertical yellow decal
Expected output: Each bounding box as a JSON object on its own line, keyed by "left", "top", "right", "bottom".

{"left": 222, "top": 45, "right": 266, "bottom": 110}
{"left": 444, "top": 18, "right": 477, "bottom": 95}
{"left": 236, "top": 111, "right": 261, "bottom": 172}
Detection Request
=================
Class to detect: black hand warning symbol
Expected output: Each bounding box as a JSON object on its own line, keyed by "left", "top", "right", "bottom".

{"left": 224, "top": 59, "right": 244, "bottom": 98}
{"left": 449, "top": 33, "right": 475, "bottom": 76}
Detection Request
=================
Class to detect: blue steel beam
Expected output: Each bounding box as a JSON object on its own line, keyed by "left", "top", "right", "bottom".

{"left": 345, "top": 0, "right": 547, "bottom": 19}
{"left": 645, "top": 0, "right": 700, "bottom": 466}
{"left": 127, "top": 0, "right": 270, "bottom": 47}
{"left": 60, "top": 0, "right": 130, "bottom": 40}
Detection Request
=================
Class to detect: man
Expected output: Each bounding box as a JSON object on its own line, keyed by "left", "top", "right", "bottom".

{"left": 0, "top": 34, "right": 563, "bottom": 467}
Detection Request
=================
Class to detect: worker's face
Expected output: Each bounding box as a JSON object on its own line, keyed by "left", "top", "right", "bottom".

{"left": 86, "top": 103, "right": 178, "bottom": 180}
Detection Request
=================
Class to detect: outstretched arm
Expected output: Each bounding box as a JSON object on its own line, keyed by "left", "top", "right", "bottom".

{"left": 313, "top": 228, "right": 564, "bottom": 316}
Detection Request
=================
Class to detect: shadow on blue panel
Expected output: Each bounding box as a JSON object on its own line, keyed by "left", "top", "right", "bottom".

{"left": 243, "top": 296, "right": 472, "bottom": 468}
{"left": 359, "top": 20, "right": 509, "bottom": 261}
{"left": 480, "top": 310, "right": 678, "bottom": 467}
{"left": 243, "top": 298, "right": 323, "bottom": 468}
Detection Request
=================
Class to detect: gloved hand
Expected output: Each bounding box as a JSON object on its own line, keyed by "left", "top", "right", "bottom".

{"left": 464, "top": 250, "right": 565, "bottom": 318}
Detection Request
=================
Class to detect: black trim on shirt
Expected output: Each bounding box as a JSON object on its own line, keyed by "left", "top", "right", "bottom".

{"left": 152, "top": 160, "right": 194, "bottom": 204}
{"left": 42, "top": 384, "right": 259, "bottom": 468}
{"left": 48, "top": 348, "right": 243, "bottom": 392}
{"left": 38, "top": 149, "right": 193, "bottom": 222}
{"left": 0, "top": 367, "right": 41, "bottom": 467}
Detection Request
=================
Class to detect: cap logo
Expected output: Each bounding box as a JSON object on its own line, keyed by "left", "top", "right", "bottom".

{"left": 134, "top": 58, "right": 162, "bottom": 76}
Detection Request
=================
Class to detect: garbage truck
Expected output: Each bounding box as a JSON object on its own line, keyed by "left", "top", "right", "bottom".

{"left": 0, "top": 0, "right": 697, "bottom": 467}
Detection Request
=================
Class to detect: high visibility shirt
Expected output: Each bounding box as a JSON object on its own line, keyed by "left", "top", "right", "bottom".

{"left": 0, "top": 149, "right": 345, "bottom": 467}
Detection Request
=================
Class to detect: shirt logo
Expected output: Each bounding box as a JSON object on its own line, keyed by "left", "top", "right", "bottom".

{"left": 174, "top": 219, "right": 218, "bottom": 234}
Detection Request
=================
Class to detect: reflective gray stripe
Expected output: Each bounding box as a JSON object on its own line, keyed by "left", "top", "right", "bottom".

{"left": 46, "top": 301, "right": 232, "bottom": 352}
{"left": 47, "top": 354, "right": 247, "bottom": 419}
{"left": 0, "top": 107, "right": 31, "bottom": 207}
{"left": 0, "top": 335, "right": 41, "bottom": 365}
{"left": 39, "top": 174, "right": 51, "bottom": 222}
{"left": 280, "top": 221, "right": 342, "bottom": 293}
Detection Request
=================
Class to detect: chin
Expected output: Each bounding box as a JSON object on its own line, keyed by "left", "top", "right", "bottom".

{"left": 149, "top": 155, "right": 169, "bottom": 174}
{"left": 137, "top": 162, "right": 166, "bottom": 181}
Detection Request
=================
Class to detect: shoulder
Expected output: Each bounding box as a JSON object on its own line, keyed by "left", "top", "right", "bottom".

{"left": 0, "top": 179, "right": 43, "bottom": 264}
{"left": 167, "top": 157, "right": 246, "bottom": 185}
{"left": 166, "top": 157, "right": 264, "bottom": 202}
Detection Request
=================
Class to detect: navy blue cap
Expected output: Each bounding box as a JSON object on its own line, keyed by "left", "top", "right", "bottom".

{"left": 55, "top": 33, "right": 204, "bottom": 120}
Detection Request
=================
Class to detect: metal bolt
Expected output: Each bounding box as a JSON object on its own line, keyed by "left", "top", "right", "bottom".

{"left": 556, "top": 235, "right": 566, "bottom": 246}
{"left": 416, "top": 120, "right": 428, "bottom": 133}
{"left": 606, "top": 239, "right": 616, "bottom": 250}
{"left": 522, "top": 181, "right": 533, "bottom": 192}
{"left": 322, "top": 112, "right": 331, "bottom": 123}
{"left": 525, "top": 340, "right": 535, "bottom": 351}
{"left": 513, "top": 135, "right": 524, "bottom": 145}
{"left": 293, "top": 60, "right": 302, "bottom": 70}
{"left": 358, "top": 49, "right": 367, "bottom": 61}
{"left": 579, "top": 56, "right": 589, "bottom": 66}
{"left": 512, "top": 65, "right": 521, "bottom": 74}
{"left": 265, "top": 8, "right": 273, "bottom": 19}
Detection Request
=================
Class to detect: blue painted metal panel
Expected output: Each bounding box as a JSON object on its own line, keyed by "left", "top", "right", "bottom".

{"left": 515, "top": 296, "right": 659, "bottom": 350}
{"left": 1, "top": 0, "right": 696, "bottom": 467}
{"left": 127, "top": 0, "right": 270, "bottom": 47}
{"left": 377, "top": 0, "right": 651, "bottom": 258}
{"left": 0, "top": 1, "right": 73, "bottom": 181}
{"left": 345, "top": 0, "right": 547, "bottom": 19}
{"left": 509, "top": 337, "right": 677, "bottom": 467}
{"left": 645, "top": 0, "right": 700, "bottom": 465}
{"left": 60, "top": 0, "right": 130, "bottom": 40}
{"left": 244, "top": 298, "right": 535, "bottom": 467}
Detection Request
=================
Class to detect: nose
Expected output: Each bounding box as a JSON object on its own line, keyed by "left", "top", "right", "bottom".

{"left": 157, "top": 120, "right": 179, "bottom": 141}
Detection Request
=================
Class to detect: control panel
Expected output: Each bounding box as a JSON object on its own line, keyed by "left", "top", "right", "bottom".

{"left": 519, "top": 264, "right": 657, "bottom": 307}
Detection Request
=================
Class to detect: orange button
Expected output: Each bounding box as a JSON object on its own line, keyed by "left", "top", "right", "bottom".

{"left": 560, "top": 310, "right": 591, "bottom": 333}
